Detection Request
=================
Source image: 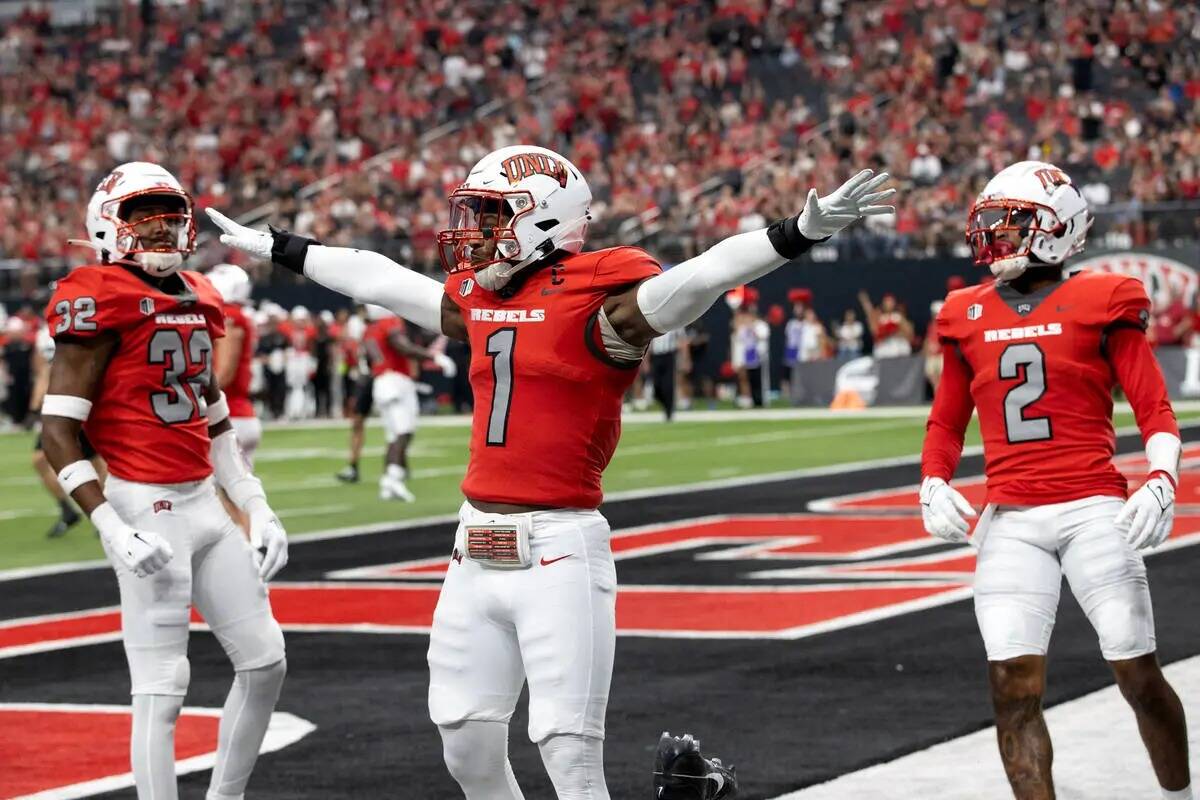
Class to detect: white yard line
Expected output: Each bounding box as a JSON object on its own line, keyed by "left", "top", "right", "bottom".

{"left": 775, "top": 654, "right": 1200, "bottom": 800}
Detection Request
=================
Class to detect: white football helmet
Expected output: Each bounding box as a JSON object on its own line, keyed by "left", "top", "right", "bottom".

{"left": 967, "top": 161, "right": 1091, "bottom": 281}
{"left": 437, "top": 144, "right": 591, "bottom": 291}
{"left": 84, "top": 161, "right": 196, "bottom": 277}
{"left": 291, "top": 305, "right": 311, "bottom": 322}
{"left": 207, "top": 263, "right": 252, "bottom": 305}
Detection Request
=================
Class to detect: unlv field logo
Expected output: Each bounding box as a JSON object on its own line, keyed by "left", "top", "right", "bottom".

{"left": 502, "top": 153, "right": 569, "bottom": 188}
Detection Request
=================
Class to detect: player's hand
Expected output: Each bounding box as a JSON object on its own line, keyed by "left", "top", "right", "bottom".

{"left": 1115, "top": 474, "right": 1175, "bottom": 550}
{"left": 798, "top": 169, "right": 896, "bottom": 240}
{"left": 919, "top": 477, "right": 976, "bottom": 543}
{"left": 433, "top": 353, "right": 457, "bottom": 378}
{"left": 246, "top": 498, "right": 289, "bottom": 581}
{"left": 206, "top": 208, "right": 273, "bottom": 260}
{"left": 91, "top": 502, "right": 174, "bottom": 578}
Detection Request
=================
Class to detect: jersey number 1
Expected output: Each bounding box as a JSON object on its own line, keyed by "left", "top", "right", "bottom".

{"left": 149, "top": 329, "right": 213, "bottom": 424}
{"left": 486, "top": 329, "right": 515, "bottom": 446}
{"left": 1000, "top": 343, "right": 1052, "bottom": 443}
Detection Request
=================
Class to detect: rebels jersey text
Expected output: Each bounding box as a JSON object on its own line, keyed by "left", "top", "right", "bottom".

{"left": 220, "top": 302, "right": 257, "bottom": 418}
{"left": 366, "top": 317, "right": 418, "bottom": 378}
{"left": 445, "top": 247, "right": 662, "bottom": 508}
{"left": 922, "top": 271, "right": 1177, "bottom": 505}
{"left": 46, "top": 266, "right": 226, "bottom": 484}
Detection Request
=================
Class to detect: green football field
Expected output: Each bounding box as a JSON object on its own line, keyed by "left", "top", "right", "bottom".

{"left": 1, "top": 408, "right": 1194, "bottom": 572}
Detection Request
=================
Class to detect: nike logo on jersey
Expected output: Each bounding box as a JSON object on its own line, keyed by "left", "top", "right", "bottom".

{"left": 469, "top": 308, "right": 546, "bottom": 323}
{"left": 983, "top": 322, "right": 1063, "bottom": 343}
{"left": 539, "top": 554, "right": 572, "bottom": 566}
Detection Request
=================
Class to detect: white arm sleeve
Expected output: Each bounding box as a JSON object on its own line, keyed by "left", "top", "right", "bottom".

{"left": 304, "top": 245, "right": 446, "bottom": 333}
{"left": 634, "top": 228, "right": 786, "bottom": 334}
{"left": 211, "top": 429, "right": 267, "bottom": 511}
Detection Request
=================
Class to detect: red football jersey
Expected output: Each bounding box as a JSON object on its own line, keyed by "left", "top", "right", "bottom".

{"left": 922, "top": 271, "right": 1177, "bottom": 505}
{"left": 220, "top": 302, "right": 257, "bottom": 419}
{"left": 45, "top": 265, "right": 226, "bottom": 484}
{"left": 445, "top": 246, "right": 662, "bottom": 508}
{"left": 366, "top": 317, "right": 418, "bottom": 378}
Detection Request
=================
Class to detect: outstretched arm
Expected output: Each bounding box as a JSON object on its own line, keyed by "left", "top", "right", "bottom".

{"left": 603, "top": 170, "right": 895, "bottom": 348}
{"left": 206, "top": 210, "right": 466, "bottom": 340}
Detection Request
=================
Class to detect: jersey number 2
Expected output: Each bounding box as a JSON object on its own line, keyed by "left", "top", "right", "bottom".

{"left": 486, "top": 329, "right": 515, "bottom": 446}
{"left": 1000, "top": 343, "right": 1052, "bottom": 443}
{"left": 149, "top": 329, "right": 213, "bottom": 424}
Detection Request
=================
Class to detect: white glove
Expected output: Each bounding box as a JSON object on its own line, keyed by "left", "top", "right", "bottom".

{"left": 92, "top": 502, "right": 174, "bottom": 578}
{"left": 246, "top": 497, "right": 289, "bottom": 581}
{"left": 919, "top": 477, "right": 976, "bottom": 543}
{"left": 433, "top": 352, "right": 457, "bottom": 378}
{"left": 207, "top": 208, "right": 273, "bottom": 260}
{"left": 1115, "top": 475, "right": 1175, "bottom": 550}
{"left": 798, "top": 169, "right": 896, "bottom": 240}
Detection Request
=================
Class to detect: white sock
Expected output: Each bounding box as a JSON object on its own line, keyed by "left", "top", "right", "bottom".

{"left": 1163, "top": 786, "right": 1193, "bottom": 800}
{"left": 131, "top": 694, "right": 184, "bottom": 800}
{"left": 206, "top": 659, "right": 286, "bottom": 800}
{"left": 439, "top": 720, "right": 525, "bottom": 799}
{"left": 386, "top": 464, "right": 406, "bottom": 481}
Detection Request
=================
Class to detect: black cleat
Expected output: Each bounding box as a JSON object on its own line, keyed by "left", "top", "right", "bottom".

{"left": 46, "top": 506, "right": 82, "bottom": 538}
{"left": 335, "top": 464, "right": 359, "bottom": 483}
{"left": 653, "top": 731, "right": 738, "bottom": 799}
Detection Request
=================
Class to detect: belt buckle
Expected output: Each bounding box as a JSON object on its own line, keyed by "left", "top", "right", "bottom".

{"left": 465, "top": 523, "right": 531, "bottom": 569}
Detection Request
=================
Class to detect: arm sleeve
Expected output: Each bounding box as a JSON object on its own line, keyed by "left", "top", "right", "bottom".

{"left": 1106, "top": 326, "right": 1178, "bottom": 442}
{"left": 921, "top": 313, "right": 974, "bottom": 480}
{"left": 634, "top": 223, "right": 819, "bottom": 334}
{"left": 302, "top": 246, "right": 446, "bottom": 334}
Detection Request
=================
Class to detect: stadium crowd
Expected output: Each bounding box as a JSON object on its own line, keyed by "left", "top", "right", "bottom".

{"left": 1, "top": 0, "right": 1198, "bottom": 301}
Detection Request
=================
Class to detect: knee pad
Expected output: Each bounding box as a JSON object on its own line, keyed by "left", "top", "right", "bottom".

{"left": 127, "top": 611, "right": 191, "bottom": 697}
{"left": 439, "top": 720, "right": 523, "bottom": 799}
{"left": 538, "top": 734, "right": 608, "bottom": 800}
{"left": 211, "top": 611, "right": 286, "bottom": 672}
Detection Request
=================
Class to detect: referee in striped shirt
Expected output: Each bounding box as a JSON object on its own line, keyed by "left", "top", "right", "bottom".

{"left": 649, "top": 328, "right": 683, "bottom": 421}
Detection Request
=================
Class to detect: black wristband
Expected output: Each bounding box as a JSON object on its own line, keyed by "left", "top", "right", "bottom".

{"left": 269, "top": 225, "right": 320, "bottom": 275}
{"left": 766, "top": 215, "right": 823, "bottom": 260}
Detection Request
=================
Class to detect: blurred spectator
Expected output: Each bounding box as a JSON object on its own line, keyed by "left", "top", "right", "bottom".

{"left": 925, "top": 300, "right": 946, "bottom": 393}
{"left": 2, "top": 316, "right": 34, "bottom": 426}
{"left": 679, "top": 322, "right": 711, "bottom": 410}
{"left": 730, "top": 292, "right": 769, "bottom": 408}
{"left": 1149, "top": 286, "right": 1192, "bottom": 347}
{"left": 835, "top": 309, "right": 865, "bottom": 359}
{"left": 859, "top": 290, "right": 914, "bottom": 358}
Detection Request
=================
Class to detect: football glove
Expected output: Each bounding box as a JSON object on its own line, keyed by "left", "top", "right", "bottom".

{"left": 91, "top": 502, "right": 174, "bottom": 578}
{"left": 919, "top": 476, "right": 976, "bottom": 543}
{"left": 653, "top": 732, "right": 738, "bottom": 800}
{"left": 797, "top": 169, "right": 896, "bottom": 240}
{"left": 433, "top": 352, "right": 457, "bottom": 378}
{"left": 206, "top": 208, "right": 272, "bottom": 259}
{"left": 1115, "top": 474, "right": 1175, "bottom": 551}
{"left": 246, "top": 497, "right": 289, "bottom": 581}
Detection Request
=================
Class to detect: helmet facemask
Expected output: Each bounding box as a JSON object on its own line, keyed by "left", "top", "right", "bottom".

{"left": 438, "top": 189, "right": 535, "bottom": 290}
{"left": 966, "top": 200, "right": 1060, "bottom": 281}
{"left": 109, "top": 191, "right": 196, "bottom": 277}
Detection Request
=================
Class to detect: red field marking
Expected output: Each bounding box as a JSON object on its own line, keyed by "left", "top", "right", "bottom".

{"left": 0, "top": 608, "right": 121, "bottom": 654}
{"left": 0, "top": 706, "right": 219, "bottom": 798}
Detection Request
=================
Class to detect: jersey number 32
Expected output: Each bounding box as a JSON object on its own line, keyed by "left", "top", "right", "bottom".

{"left": 149, "top": 329, "right": 213, "bottom": 425}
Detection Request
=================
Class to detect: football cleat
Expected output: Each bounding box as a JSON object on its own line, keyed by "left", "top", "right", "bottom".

{"left": 46, "top": 505, "right": 82, "bottom": 538}
{"left": 379, "top": 475, "right": 415, "bottom": 503}
{"left": 653, "top": 731, "right": 738, "bottom": 799}
{"left": 335, "top": 464, "right": 359, "bottom": 483}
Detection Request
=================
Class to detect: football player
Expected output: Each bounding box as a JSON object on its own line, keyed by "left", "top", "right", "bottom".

{"left": 921, "top": 161, "right": 1190, "bottom": 800}
{"left": 209, "top": 145, "right": 893, "bottom": 799}
{"left": 363, "top": 303, "right": 455, "bottom": 501}
{"left": 42, "top": 162, "right": 289, "bottom": 800}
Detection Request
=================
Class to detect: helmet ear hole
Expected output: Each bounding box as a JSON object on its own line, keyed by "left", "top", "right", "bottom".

{"left": 535, "top": 219, "right": 559, "bottom": 232}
